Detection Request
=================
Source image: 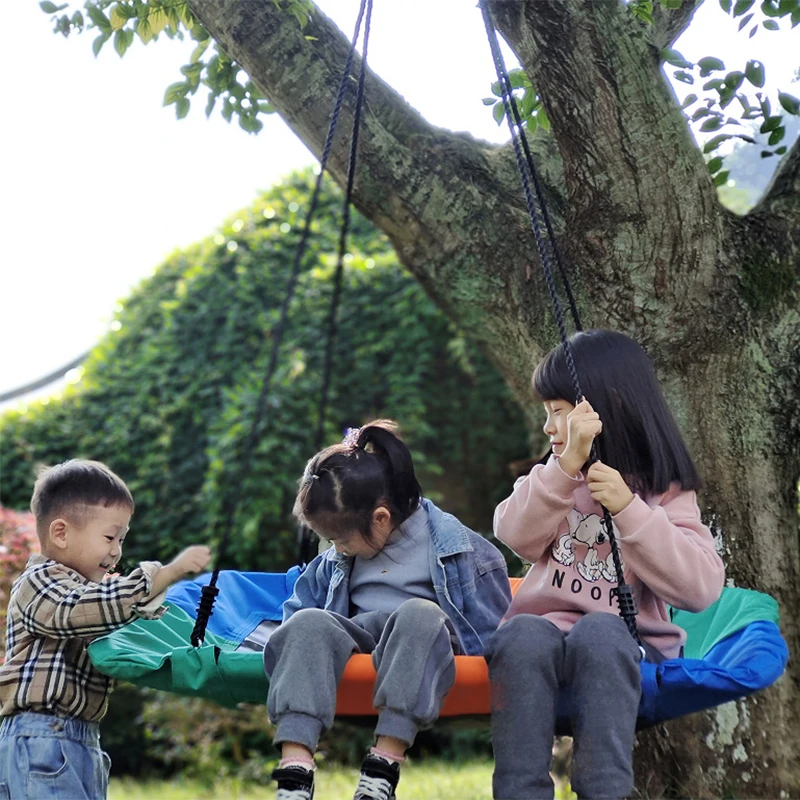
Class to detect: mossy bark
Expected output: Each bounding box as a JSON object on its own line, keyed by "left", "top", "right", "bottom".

{"left": 188, "top": 0, "right": 800, "bottom": 795}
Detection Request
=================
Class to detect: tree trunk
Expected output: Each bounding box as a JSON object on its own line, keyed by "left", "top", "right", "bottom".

{"left": 187, "top": 0, "right": 800, "bottom": 795}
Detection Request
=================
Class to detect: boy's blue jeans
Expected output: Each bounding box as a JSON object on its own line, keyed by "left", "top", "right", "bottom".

{"left": 0, "top": 712, "right": 110, "bottom": 799}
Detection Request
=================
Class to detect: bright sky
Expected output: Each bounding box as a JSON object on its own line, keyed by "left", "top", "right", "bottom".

{"left": 1, "top": 0, "right": 798, "bottom": 409}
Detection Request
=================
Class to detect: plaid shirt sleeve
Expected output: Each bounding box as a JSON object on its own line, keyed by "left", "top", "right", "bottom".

{"left": 16, "top": 561, "right": 165, "bottom": 640}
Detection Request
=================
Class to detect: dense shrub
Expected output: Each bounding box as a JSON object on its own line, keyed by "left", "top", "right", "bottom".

{"left": 0, "top": 507, "right": 38, "bottom": 660}
{"left": 0, "top": 171, "right": 528, "bottom": 572}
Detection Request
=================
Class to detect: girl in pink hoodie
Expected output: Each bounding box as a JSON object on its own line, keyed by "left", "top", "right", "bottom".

{"left": 487, "top": 329, "right": 724, "bottom": 800}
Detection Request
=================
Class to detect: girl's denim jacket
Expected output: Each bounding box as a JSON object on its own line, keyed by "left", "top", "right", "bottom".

{"left": 282, "top": 498, "right": 511, "bottom": 656}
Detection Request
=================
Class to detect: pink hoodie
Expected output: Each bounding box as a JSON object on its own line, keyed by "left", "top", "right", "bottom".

{"left": 495, "top": 457, "right": 725, "bottom": 659}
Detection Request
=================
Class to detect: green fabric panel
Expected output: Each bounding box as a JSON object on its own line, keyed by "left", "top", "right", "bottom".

{"left": 88, "top": 604, "right": 268, "bottom": 707}
{"left": 671, "top": 587, "right": 780, "bottom": 660}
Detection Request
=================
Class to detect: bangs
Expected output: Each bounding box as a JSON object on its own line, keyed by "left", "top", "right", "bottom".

{"left": 532, "top": 346, "right": 578, "bottom": 404}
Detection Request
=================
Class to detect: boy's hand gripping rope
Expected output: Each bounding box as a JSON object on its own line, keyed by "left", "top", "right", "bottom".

{"left": 480, "top": 1, "right": 643, "bottom": 650}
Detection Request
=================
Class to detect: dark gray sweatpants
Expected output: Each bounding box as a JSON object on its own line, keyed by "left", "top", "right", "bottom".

{"left": 487, "top": 613, "right": 643, "bottom": 800}
{"left": 264, "top": 598, "right": 457, "bottom": 752}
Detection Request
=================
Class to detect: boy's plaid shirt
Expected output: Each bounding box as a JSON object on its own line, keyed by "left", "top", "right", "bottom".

{"left": 0, "top": 555, "right": 166, "bottom": 722}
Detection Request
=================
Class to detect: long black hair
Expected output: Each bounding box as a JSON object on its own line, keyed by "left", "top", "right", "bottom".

{"left": 293, "top": 420, "right": 421, "bottom": 541}
{"left": 532, "top": 329, "right": 700, "bottom": 496}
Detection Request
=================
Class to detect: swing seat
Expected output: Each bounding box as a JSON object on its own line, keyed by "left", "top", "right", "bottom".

{"left": 87, "top": 570, "right": 788, "bottom": 726}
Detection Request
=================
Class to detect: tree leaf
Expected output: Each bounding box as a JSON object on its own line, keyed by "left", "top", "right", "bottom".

{"left": 745, "top": 59, "right": 765, "bottom": 87}
{"left": 697, "top": 56, "right": 725, "bottom": 76}
{"left": 674, "top": 70, "right": 695, "bottom": 84}
{"left": 110, "top": 5, "right": 128, "bottom": 31}
{"left": 681, "top": 93, "right": 698, "bottom": 108}
{"left": 492, "top": 102, "right": 505, "bottom": 125}
{"left": 762, "top": 18, "right": 780, "bottom": 28}
{"left": 703, "top": 133, "right": 733, "bottom": 152}
{"left": 39, "top": 1, "right": 66, "bottom": 13}
{"left": 760, "top": 0, "right": 784, "bottom": 16}
{"left": 760, "top": 150, "right": 775, "bottom": 157}
{"left": 732, "top": 0, "right": 755, "bottom": 14}
{"left": 114, "top": 28, "right": 133, "bottom": 57}
{"left": 175, "top": 97, "right": 190, "bottom": 120}
{"left": 719, "top": 0, "right": 732, "bottom": 11}
{"left": 700, "top": 116, "right": 725, "bottom": 131}
{"left": 707, "top": 156, "right": 724, "bottom": 172}
{"left": 774, "top": 145, "right": 787, "bottom": 154}
{"left": 724, "top": 71, "right": 745, "bottom": 91}
{"left": 692, "top": 107, "right": 712, "bottom": 120}
{"left": 759, "top": 115, "right": 783, "bottom": 132}
{"left": 713, "top": 170, "right": 730, "bottom": 186}
{"left": 163, "top": 81, "right": 188, "bottom": 105}
{"left": 738, "top": 11, "right": 755, "bottom": 28}
{"left": 87, "top": 6, "right": 112, "bottom": 32}
{"left": 767, "top": 126, "right": 785, "bottom": 144}
{"left": 778, "top": 91, "right": 800, "bottom": 114}
{"left": 92, "top": 32, "right": 109, "bottom": 57}
{"left": 662, "top": 48, "right": 693, "bottom": 68}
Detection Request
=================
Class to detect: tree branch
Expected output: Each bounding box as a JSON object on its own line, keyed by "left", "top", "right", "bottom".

{"left": 650, "top": 0, "right": 705, "bottom": 50}
{"left": 185, "top": 0, "right": 569, "bottom": 402}
{"left": 486, "top": 0, "right": 731, "bottom": 342}
{"left": 755, "top": 133, "right": 800, "bottom": 223}
{"left": 745, "top": 134, "right": 800, "bottom": 296}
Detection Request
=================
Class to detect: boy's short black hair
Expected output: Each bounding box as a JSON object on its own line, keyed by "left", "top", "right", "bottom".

{"left": 30, "top": 459, "right": 134, "bottom": 538}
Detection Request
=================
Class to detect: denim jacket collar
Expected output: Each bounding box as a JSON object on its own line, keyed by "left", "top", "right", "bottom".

{"left": 323, "top": 497, "right": 473, "bottom": 571}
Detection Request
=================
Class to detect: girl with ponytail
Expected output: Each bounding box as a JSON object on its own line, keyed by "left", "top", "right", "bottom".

{"left": 265, "top": 420, "right": 511, "bottom": 800}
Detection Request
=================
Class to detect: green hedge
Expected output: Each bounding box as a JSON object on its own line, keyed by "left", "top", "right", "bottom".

{"left": 1, "top": 171, "right": 528, "bottom": 571}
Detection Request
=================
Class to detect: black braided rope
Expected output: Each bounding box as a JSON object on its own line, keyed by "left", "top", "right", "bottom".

{"left": 192, "top": 0, "right": 371, "bottom": 646}
{"left": 298, "top": 0, "right": 374, "bottom": 567}
{"left": 480, "top": 1, "right": 642, "bottom": 648}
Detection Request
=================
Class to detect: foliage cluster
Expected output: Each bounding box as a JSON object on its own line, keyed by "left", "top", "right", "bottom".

{"left": 0, "top": 171, "right": 528, "bottom": 572}
{"left": 0, "top": 507, "right": 38, "bottom": 660}
{"left": 37, "top": 0, "right": 312, "bottom": 133}
{"left": 481, "top": 0, "right": 800, "bottom": 184}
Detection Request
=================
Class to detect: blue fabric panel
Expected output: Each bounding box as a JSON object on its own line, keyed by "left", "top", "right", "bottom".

{"left": 165, "top": 567, "right": 302, "bottom": 644}
{"left": 545, "top": 622, "right": 788, "bottom": 726}
{"left": 639, "top": 620, "right": 788, "bottom": 723}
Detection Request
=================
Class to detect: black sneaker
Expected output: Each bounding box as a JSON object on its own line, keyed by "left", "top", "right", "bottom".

{"left": 353, "top": 753, "right": 401, "bottom": 800}
{"left": 272, "top": 764, "right": 315, "bottom": 800}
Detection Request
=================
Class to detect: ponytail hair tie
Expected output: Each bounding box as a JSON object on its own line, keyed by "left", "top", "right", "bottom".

{"left": 342, "top": 427, "right": 362, "bottom": 449}
{"left": 311, "top": 473, "right": 320, "bottom": 481}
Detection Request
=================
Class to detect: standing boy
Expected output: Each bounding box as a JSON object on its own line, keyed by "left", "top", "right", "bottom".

{"left": 0, "top": 459, "right": 210, "bottom": 799}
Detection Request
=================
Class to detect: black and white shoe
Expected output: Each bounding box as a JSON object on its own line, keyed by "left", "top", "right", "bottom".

{"left": 273, "top": 764, "right": 315, "bottom": 800}
{"left": 353, "top": 753, "right": 400, "bottom": 800}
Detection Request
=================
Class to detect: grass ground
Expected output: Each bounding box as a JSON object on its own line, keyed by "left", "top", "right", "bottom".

{"left": 109, "top": 760, "right": 577, "bottom": 799}
{"left": 109, "top": 759, "right": 496, "bottom": 799}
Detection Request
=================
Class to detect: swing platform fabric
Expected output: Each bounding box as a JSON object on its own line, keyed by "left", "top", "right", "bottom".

{"left": 87, "top": 570, "right": 788, "bottom": 726}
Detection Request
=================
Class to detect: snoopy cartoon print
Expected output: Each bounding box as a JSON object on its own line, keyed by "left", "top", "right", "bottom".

{"left": 552, "top": 510, "right": 618, "bottom": 583}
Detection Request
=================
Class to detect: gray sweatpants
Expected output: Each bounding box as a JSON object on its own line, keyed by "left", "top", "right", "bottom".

{"left": 487, "top": 613, "right": 643, "bottom": 800}
{"left": 263, "top": 598, "right": 457, "bottom": 752}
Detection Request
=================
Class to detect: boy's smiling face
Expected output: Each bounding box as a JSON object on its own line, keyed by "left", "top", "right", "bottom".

{"left": 47, "top": 504, "right": 132, "bottom": 582}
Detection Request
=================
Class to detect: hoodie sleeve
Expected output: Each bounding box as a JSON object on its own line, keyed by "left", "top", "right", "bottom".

{"left": 613, "top": 487, "right": 725, "bottom": 612}
{"left": 493, "top": 457, "right": 582, "bottom": 563}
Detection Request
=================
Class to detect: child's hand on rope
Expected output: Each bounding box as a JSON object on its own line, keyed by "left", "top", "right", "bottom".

{"left": 559, "top": 399, "right": 602, "bottom": 477}
{"left": 587, "top": 462, "right": 634, "bottom": 515}
{"left": 170, "top": 545, "right": 212, "bottom": 577}
{"left": 148, "top": 546, "right": 213, "bottom": 598}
